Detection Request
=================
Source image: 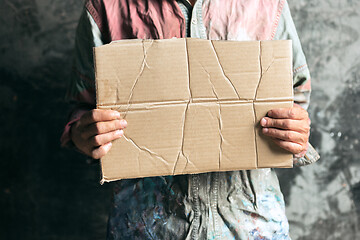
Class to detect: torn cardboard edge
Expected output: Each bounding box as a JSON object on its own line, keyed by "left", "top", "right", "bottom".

{"left": 94, "top": 38, "right": 294, "bottom": 183}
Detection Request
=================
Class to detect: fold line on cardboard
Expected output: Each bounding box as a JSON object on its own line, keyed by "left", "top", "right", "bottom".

{"left": 123, "top": 39, "right": 154, "bottom": 118}
{"left": 98, "top": 98, "right": 294, "bottom": 108}
{"left": 209, "top": 40, "right": 242, "bottom": 100}
{"left": 123, "top": 134, "right": 170, "bottom": 172}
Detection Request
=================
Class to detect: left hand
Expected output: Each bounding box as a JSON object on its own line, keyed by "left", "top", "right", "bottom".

{"left": 260, "top": 104, "right": 310, "bottom": 156}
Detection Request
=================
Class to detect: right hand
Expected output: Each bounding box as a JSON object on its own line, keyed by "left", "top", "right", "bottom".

{"left": 70, "top": 109, "right": 127, "bottom": 159}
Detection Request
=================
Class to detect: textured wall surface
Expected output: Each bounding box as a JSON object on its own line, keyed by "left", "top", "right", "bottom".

{"left": 277, "top": 1, "right": 360, "bottom": 239}
{"left": 0, "top": 0, "right": 359, "bottom": 239}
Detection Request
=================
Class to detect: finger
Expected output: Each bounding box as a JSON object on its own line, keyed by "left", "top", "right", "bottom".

{"left": 80, "top": 109, "right": 121, "bottom": 126}
{"left": 89, "top": 130, "right": 124, "bottom": 147}
{"left": 293, "top": 103, "right": 302, "bottom": 108}
{"left": 271, "top": 138, "right": 305, "bottom": 154}
{"left": 260, "top": 117, "right": 310, "bottom": 133}
{"left": 81, "top": 119, "right": 127, "bottom": 139}
{"left": 91, "top": 142, "right": 113, "bottom": 159}
{"left": 262, "top": 128, "right": 308, "bottom": 144}
{"left": 267, "top": 107, "right": 308, "bottom": 120}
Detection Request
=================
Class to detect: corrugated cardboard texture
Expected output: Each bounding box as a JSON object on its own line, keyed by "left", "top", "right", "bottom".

{"left": 94, "top": 38, "right": 294, "bottom": 182}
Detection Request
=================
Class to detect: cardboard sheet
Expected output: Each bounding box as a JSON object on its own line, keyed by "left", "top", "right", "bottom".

{"left": 94, "top": 38, "right": 294, "bottom": 183}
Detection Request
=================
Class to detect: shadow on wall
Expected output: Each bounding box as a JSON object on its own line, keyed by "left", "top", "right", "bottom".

{"left": 0, "top": 0, "right": 112, "bottom": 239}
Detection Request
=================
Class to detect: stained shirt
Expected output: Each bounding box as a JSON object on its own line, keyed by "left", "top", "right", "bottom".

{"left": 61, "top": 0, "right": 320, "bottom": 239}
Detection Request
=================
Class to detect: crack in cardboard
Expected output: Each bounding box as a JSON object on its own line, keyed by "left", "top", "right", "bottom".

{"left": 218, "top": 105, "right": 224, "bottom": 171}
{"left": 202, "top": 64, "right": 224, "bottom": 170}
{"left": 122, "top": 39, "right": 154, "bottom": 118}
{"left": 254, "top": 43, "right": 276, "bottom": 99}
{"left": 256, "top": 59, "right": 275, "bottom": 98}
{"left": 261, "top": 58, "right": 275, "bottom": 80}
{"left": 254, "top": 42, "right": 262, "bottom": 100}
{"left": 172, "top": 102, "right": 191, "bottom": 175}
{"left": 200, "top": 62, "right": 218, "bottom": 100}
{"left": 209, "top": 40, "right": 241, "bottom": 100}
{"left": 185, "top": 39, "right": 193, "bottom": 101}
{"left": 142, "top": 40, "right": 152, "bottom": 69}
{"left": 252, "top": 42, "right": 276, "bottom": 168}
{"left": 122, "top": 134, "right": 170, "bottom": 171}
{"left": 172, "top": 39, "right": 193, "bottom": 175}
{"left": 114, "top": 61, "right": 126, "bottom": 104}
{"left": 214, "top": 94, "right": 224, "bottom": 171}
{"left": 252, "top": 42, "right": 263, "bottom": 168}
{"left": 181, "top": 38, "right": 195, "bottom": 173}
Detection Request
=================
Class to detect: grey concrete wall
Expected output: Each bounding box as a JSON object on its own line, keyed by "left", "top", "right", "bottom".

{"left": 0, "top": 0, "right": 359, "bottom": 239}
{"left": 277, "top": 1, "right": 360, "bottom": 239}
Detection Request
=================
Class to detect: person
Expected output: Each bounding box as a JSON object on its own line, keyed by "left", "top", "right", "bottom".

{"left": 61, "top": 0, "right": 320, "bottom": 239}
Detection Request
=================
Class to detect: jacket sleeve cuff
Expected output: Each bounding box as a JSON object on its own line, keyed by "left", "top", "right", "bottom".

{"left": 293, "top": 142, "right": 320, "bottom": 167}
{"left": 60, "top": 109, "right": 88, "bottom": 148}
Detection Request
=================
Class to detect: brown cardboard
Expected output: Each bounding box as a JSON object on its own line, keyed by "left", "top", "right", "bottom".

{"left": 94, "top": 38, "right": 294, "bottom": 183}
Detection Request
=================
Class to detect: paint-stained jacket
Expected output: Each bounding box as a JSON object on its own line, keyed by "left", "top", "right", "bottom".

{"left": 61, "top": 0, "right": 320, "bottom": 239}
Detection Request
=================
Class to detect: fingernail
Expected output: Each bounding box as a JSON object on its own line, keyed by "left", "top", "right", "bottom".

{"left": 112, "top": 111, "right": 121, "bottom": 118}
{"left": 116, "top": 130, "right": 124, "bottom": 136}
{"left": 105, "top": 142, "right": 112, "bottom": 150}
{"left": 260, "top": 118, "right": 267, "bottom": 126}
{"left": 262, "top": 128, "right": 268, "bottom": 133}
{"left": 120, "top": 119, "right": 127, "bottom": 128}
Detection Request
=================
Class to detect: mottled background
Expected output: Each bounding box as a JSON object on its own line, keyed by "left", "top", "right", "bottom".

{"left": 0, "top": 0, "right": 359, "bottom": 239}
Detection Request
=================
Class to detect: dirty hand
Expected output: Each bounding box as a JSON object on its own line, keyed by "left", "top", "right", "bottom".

{"left": 71, "top": 109, "right": 127, "bottom": 159}
{"left": 260, "top": 104, "right": 310, "bottom": 156}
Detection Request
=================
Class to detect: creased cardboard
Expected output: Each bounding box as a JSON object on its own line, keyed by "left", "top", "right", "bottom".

{"left": 94, "top": 38, "right": 294, "bottom": 183}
